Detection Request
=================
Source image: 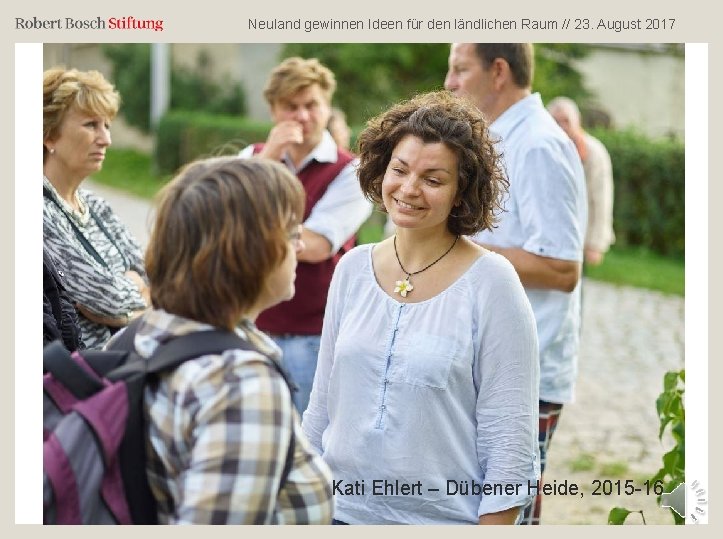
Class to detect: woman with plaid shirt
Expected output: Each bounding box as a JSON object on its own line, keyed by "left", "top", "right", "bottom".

{"left": 108, "top": 157, "right": 333, "bottom": 524}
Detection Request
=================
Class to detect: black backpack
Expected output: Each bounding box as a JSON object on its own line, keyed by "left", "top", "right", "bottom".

{"left": 43, "top": 321, "right": 297, "bottom": 524}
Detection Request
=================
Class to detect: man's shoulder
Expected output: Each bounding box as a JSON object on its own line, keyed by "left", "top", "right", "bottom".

{"left": 502, "top": 103, "right": 564, "bottom": 149}
{"left": 506, "top": 121, "right": 571, "bottom": 163}
{"left": 307, "top": 148, "right": 356, "bottom": 180}
{"left": 584, "top": 132, "right": 611, "bottom": 158}
{"left": 525, "top": 108, "right": 567, "bottom": 141}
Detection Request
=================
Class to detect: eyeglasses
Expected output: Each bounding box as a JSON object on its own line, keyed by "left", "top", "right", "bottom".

{"left": 288, "top": 228, "right": 303, "bottom": 249}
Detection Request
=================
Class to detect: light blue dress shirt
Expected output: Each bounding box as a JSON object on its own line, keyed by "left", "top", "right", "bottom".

{"left": 302, "top": 245, "right": 540, "bottom": 524}
{"left": 473, "top": 93, "right": 587, "bottom": 404}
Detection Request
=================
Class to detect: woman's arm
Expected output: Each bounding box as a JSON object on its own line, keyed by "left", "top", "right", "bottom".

{"left": 473, "top": 259, "right": 540, "bottom": 522}
{"left": 301, "top": 251, "right": 352, "bottom": 452}
{"left": 86, "top": 191, "right": 148, "bottom": 277}
{"left": 44, "top": 202, "right": 147, "bottom": 318}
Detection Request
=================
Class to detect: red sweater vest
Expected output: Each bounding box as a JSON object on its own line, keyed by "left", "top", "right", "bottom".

{"left": 252, "top": 144, "right": 356, "bottom": 335}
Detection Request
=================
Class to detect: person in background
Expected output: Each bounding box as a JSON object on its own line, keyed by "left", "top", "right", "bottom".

{"left": 43, "top": 67, "right": 149, "bottom": 349}
{"left": 327, "top": 107, "right": 352, "bottom": 151}
{"left": 445, "top": 43, "right": 587, "bottom": 524}
{"left": 547, "top": 96, "right": 615, "bottom": 266}
{"left": 303, "top": 91, "right": 539, "bottom": 525}
{"left": 111, "top": 157, "right": 333, "bottom": 524}
{"left": 238, "top": 57, "right": 372, "bottom": 413}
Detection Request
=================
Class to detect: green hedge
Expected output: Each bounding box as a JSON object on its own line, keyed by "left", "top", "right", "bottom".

{"left": 155, "top": 111, "right": 272, "bottom": 175}
{"left": 592, "top": 129, "right": 684, "bottom": 258}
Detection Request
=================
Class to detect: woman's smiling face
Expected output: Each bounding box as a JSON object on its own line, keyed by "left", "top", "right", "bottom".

{"left": 382, "top": 134, "right": 460, "bottom": 233}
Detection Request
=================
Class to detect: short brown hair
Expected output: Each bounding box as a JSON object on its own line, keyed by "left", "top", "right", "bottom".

{"left": 474, "top": 43, "right": 534, "bottom": 88}
{"left": 145, "top": 157, "right": 305, "bottom": 330}
{"left": 43, "top": 67, "right": 120, "bottom": 161}
{"left": 263, "top": 57, "right": 336, "bottom": 106}
{"left": 357, "top": 91, "right": 507, "bottom": 236}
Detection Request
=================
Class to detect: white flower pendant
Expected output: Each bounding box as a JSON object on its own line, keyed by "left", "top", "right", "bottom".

{"left": 394, "top": 276, "right": 414, "bottom": 298}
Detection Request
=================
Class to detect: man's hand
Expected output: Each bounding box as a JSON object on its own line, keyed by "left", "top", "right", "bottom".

{"left": 297, "top": 227, "right": 334, "bottom": 263}
{"left": 257, "top": 121, "right": 303, "bottom": 161}
{"left": 584, "top": 248, "right": 604, "bottom": 266}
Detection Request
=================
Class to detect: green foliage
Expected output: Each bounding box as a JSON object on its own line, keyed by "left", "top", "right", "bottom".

{"left": 535, "top": 44, "right": 592, "bottom": 103}
{"left": 356, "top": 211, "right": 387, "bottom": 245}
{"left": 171, "top": 50, "right": 246, "bottom": 116}
{"left": 102, "top": 44, "right": 152, "bottom": 131}
{"left": 592, "top": 128, "right": 685, "bottom": 258}
{"left": 282, "top": 43, "right": 449, "bottom": 125}
{"left": 91, "top": 148, "right": 169, "bottom": 199}
{"left": 651, "top": 369, "right": 685, "bottom": 524}
{"left": 583, "top": 246, "right": 684, "bottom": 296}
{"left": 281, "top": 43, "right": 592, "bottom": 125}
{"left": 102, "top": 45, "right": 246, "bottom": 133}
{"left": 608, "top": 507, "right": 641, "bottom": 525}
{"left": 607, "top": 369, "right": 685, "bottom": 525}
{"left": 155, "top": 111, "right": 272, "bottom": 175}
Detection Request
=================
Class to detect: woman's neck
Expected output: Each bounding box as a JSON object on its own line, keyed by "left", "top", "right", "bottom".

{"left": 393, "top": 226, "right": 457, "bottom": 270}
{"left": 44, "top": 162, "right": 83, "bottom": 209}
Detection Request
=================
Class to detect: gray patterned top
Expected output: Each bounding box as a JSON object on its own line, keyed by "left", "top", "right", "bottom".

{"left": 43, "top": 177, "right": 147, "bottom": 349}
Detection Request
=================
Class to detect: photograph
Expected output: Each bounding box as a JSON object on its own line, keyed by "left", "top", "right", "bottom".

{"left": 33, "top": 42, "right": 688, "bottom": 525}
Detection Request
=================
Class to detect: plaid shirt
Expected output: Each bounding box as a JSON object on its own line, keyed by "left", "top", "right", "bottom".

{"left": 114, "top": 309, "right": 333, "bottom": 524}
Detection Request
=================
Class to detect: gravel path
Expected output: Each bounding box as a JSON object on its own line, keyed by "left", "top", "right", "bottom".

{"left": 542, "top": 280, "right": 684, "bottom": 524}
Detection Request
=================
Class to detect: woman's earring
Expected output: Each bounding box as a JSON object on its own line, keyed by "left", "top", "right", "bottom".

{"left": 48, "top": 148, "right": 55, "bottom": 154}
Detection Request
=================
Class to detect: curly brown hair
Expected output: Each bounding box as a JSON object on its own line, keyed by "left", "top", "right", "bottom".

{"left": 145, "top": 157, "right": 305, "bottom": 330}
{"left": 356, "top": 91, "right": 507, "bottom": 235}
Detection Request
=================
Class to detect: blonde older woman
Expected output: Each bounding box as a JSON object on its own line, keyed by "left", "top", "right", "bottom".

{"left": 43, "top": 67, "right": 148, "bottom": 349}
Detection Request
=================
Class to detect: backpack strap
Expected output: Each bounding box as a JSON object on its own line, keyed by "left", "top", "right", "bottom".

{"left": 145, "top": 330, "right": 298, "bottom": 488}
{"left": 43, "top": 340, "right": 104, "bottom": 399}
{"left": 43, "top": 186, "right": 109, "bottom": 269}
{"left": 108, "top": 327, "right": 298, "bottom": 489}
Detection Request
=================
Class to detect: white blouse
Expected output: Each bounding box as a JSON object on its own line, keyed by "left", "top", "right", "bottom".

{"left": 302, "top": 244, "right": 540, "bottom": 524}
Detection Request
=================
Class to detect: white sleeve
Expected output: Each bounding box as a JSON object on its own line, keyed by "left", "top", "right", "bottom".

{"left": 516, "top": 144, "right": 586, "bottom": 262}
{"left": 238, "top": 145, "right": 255, "bottom": 159}
{"left": 303, "top": 159, "right": 373, "bottom": 253}
{"left": 473, "top": 258, "right": 540, "bottom": 516}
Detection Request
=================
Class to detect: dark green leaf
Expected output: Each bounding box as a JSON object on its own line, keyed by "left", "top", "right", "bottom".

{"left": 608, "top": 507, "right": 633, "bottom": 525}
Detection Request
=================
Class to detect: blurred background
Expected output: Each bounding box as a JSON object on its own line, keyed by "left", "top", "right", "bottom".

{"left": 44, "top": 42, "right": 685, "bottom": 294}
{"left": 42, "top": 43, "right": 688, "bottom": 524}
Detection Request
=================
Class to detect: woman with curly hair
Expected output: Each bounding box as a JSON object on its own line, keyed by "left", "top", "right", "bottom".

{"left": 302, "top": 91, "right": 540, "bottom": 525}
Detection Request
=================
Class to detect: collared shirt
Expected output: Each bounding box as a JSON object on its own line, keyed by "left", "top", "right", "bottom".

{"left": 473, "top": 93, "right": 587, "bottom": 403}
{"left": 110, "top": 309, "right": 334, "bottom": 524}
{"left": 302, "top": 246, "right": 540, "bottom": 524}
{"left": 239, "top": 130, "right": 372, "bottom": 254}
